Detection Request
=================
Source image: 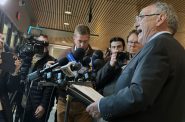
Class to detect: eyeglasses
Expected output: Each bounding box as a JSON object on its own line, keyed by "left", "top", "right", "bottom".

{"left": 128, "top": 41, "right": 139, "bottom": 45}
{"left": 136, "top": 13, "right": 160, "bottom": 21}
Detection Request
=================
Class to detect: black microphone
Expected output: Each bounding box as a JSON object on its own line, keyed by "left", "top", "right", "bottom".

{"left": 81, "top": 56, "right": 91, "bottom": 67}
{"left": 45, "top": 62, "right": 82, "bottom": 79}
{"left": 93, "top": 59, "right": 105, "bottom": 71}
{"left": 44, "top": 48, "right": 85, "bottom": 72}
{"left": 92, "top": 50, "right": 103, "bottom": 60}
{"left": 92, "top": 50, "right": 104, "bottom": 71}
{"left": 52, "top": 62, "right": 82, "bottom": 73}
{"left": 28, "top": 48, "right": 85, "bottom": 81}
{"left": 70, "top": 62, "right": 82, "bottom": 71}
{"left": 43, "top": 58, "right": 69, "bottom": 73}
{"left": 28, "top": 58, "right": 68, "bottom": 81}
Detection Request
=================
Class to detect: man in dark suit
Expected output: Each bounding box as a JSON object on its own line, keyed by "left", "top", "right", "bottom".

{"left": 86, "top": 1, "right": 185, "bottom": 122}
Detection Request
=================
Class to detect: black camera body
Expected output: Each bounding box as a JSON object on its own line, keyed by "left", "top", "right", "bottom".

{"left": 19, "top": 36, "right": 49, "bottom": 58}
{"left": 116, "top": 52, "right": 129, "bottom": 66}
{"left": 19, "top": 36, "right": 49, "bottom": 82}
{"left": 116, "top": 52, "right": 129, "bottom": 61}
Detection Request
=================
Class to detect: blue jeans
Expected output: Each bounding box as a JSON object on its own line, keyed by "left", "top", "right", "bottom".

{"left": 0, "top": 111, "right": 6, "bottom": 122}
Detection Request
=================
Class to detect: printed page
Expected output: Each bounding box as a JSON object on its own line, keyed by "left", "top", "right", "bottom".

{"left": 71, "top": 84, "right": 103, "bottom": 102}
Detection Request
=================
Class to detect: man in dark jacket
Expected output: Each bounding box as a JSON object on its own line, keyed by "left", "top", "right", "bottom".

{"left": 86, "top": 2, "right": 185, "bottom": 122}
{"left": 56, "top": 24, "right": 94, "bottom": 122}
{"left": 96, "top": 37, "right": 126, "bottom": 96}
{"left": 95, "top": 37, "right": 127, "bottom": 122}
{"left": 23, "top": 35, "right": 55, "bottom": 122}
{"left": 0, "top": 33, "right": 21, "bottom": 122}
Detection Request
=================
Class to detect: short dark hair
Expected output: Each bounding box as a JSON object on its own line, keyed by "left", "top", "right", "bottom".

{"left": 127, "top": 30, "right": 138, "bottom": 42}
{"left": 74, "top": 24, "right": 90, "bottom": 36}
{"left": 109, "top": 37, "right": 125, "bottom": 49}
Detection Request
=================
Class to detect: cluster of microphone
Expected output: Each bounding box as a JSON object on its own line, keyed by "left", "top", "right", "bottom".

{"left": 28, "top": 48, "right": 105, "bottom": 86}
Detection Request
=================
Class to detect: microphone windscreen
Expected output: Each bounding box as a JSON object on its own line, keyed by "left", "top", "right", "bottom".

{"left": 82, "top": 56, "right": 91, "bottom": 67}
{"left": 71, "top": 63, "right": 81, "bottom": 71}
{"left": 93, "top": 59, "right": 105, "bottom": 70}
{"left": 58, "top": 57, "right": 69, "bottom": 66}
{"left": 92, "top": 50, "right": 103, "bottom": 60}
{"left": 73, "top": 48, "right": 85, "bottom": 61}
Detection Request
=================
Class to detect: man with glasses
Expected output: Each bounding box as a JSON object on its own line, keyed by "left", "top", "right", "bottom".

{"left": 86, "top": 2, "right": 185, "bottom": 122}
{"left": 127, "top": 29, "right": 143, "bottom": 58}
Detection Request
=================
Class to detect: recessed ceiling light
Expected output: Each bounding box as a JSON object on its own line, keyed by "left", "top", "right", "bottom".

{"left": 62, "top": 40, "right": 66, "bottom": 43}
{"left": 64, "top": 23, "right": 69, "bottom": 25}
{"left": 65, "top": 11, "right": 72, "bottom": 15}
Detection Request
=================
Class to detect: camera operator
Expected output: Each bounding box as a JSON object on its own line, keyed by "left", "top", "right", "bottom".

{"left": 22, "top": 34, "right": 56, "bottom": 122}
{"left": 95, "top": 37, "right": 127, "bottom": 96}
{"left": 0, "top": 33, "right": 21, "bottom": 122}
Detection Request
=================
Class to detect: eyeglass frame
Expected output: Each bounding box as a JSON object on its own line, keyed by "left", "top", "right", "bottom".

{"left": 136, "top": 13, "right": 160, "bottom": 21}
{"left": 127, "top": 41, "right": 139, "bottom": 45}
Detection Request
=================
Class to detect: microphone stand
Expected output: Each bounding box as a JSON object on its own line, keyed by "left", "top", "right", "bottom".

{"left": 64, "top": 92, "right": 73, "bottom": 122}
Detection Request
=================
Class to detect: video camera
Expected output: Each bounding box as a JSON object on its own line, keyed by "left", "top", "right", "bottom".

{"left": 19, "top": 36, "right": 49, "bottom": 58}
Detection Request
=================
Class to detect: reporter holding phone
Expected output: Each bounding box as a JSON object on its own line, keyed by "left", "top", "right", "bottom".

{"left": 0, "top": 33, "right": 21, "bottom": 122}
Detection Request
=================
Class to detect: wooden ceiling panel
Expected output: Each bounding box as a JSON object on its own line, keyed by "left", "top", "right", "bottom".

{"left": 28, "top": 0, "right": 185, "bottom": 50}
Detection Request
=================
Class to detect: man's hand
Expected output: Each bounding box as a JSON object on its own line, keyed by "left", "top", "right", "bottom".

{"left": 46, "top": 61, "right": 55, "bottom": 67}
{"left": 110, "top": 51, "right": 118, "bottom": 67}
{"left": 86, "top": 100, "right": 101, "bottom": 119}
{"left": 35, "top": 105, "right": 45, "bottom": 118}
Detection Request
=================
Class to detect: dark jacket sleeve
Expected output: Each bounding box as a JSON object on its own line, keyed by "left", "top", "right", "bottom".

{"left": 39, "top": 55, "right": 56, "bottom": 109}
{"left": 7, "top": 74, "right": 20, "bottom": 92}
{"left": 95, "top": 61, "right": 121, "bottom": 90}
{"left": 40, "top": 86, "right": 55, "bottom": 109}
{"left": 0, "top": 72, "right": 20, "bottom": 95}
{"left": 99, "top": 40, "right": 170, "bottom": 120}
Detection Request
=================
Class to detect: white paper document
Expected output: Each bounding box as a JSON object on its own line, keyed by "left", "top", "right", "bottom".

{"left": 71, "top": 84, "right": 103, "bottom": 102}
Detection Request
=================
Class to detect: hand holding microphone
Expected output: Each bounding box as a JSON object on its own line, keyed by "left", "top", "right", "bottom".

{"left": 45, "top": 60, "right": 55, "bottom": 67}
{"left": 28, "top": 48, "right": 85, "bottom": 81}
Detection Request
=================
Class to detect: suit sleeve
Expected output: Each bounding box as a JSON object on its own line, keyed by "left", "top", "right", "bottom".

{"left": 99, "top": 41, "right": 170, "bottom": 120}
